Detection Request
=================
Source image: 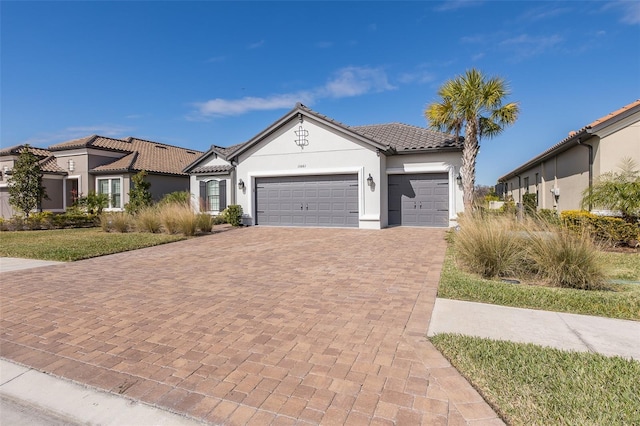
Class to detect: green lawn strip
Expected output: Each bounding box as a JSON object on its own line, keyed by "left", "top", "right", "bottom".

{"left": 0, "top": 228, "right": 186, "bottom": 261}
{"left": 439, "top": 246, "right": 640, "bottom": 321}
{"left": 431, "top": 334, "right": 640, "bottom": 426}
{"left": 601, "top": 251, "right": 640, "bottom": 281}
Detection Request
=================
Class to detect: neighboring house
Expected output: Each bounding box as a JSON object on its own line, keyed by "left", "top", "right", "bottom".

{"left": 185, "top": 103, "right": 464, "bottom": 228}
{"left": 498, "top": 99, "right": 640, "bottom": 213}
{"left": 0, "top": 136, "right": 202, "bottom": 218}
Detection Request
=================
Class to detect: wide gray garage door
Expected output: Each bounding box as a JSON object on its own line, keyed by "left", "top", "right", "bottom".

{"left": 256, "top": 174, "right": 359, "bottom": 227}
{"left": 388, "top": 173, "right": 449, "bottom": 227}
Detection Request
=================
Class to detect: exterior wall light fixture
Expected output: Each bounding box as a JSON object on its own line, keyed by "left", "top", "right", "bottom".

{"left": 68, "top": 159, "right": 75, "bottom": 172}
{"left": 367, "top": 173, "right": 374, "bottom": 187}
{"left": 238, "top": 179, "right": 245, "bottom": 190}
{"left": 456, "top": 173, "right": 462, "bottom": 186}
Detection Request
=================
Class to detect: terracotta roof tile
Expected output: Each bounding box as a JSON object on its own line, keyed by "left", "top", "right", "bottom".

{"left": 351, "top": 123, "right": 463, "bottom": 152}
{"left": 38, "top": 156, "right": 67, "bottom": 174}
{"left": 190, "top": 165, "right": 234, "bottom": 174}
{"left": 49, "top": 135, "right": 203, "bottom": 176}
{"left": 588, "top": 99, "right": 640, "bottom": 128}
{"left": 0, "top": 145, "right": 53, "bottom": 158}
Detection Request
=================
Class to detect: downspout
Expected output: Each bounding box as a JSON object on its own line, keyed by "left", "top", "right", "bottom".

{"left": 576, "top": 138, "right": 593, "bottom": 211}
{"left": 516, "top": 174, "right": 523, "bottom": 219}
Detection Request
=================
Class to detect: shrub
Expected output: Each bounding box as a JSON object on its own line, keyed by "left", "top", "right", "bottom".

{"left": 525, "top": 224, "right": 606, "bottom": 290}
{"left": 537, "top": 209, "right": 560, "bottom": 225}
{"left": 212, "top": 215, "right": 227, "bottom": 225}
{"left": 159, "top": 191, "right": 191, "bottom": 207}
{"left": 561, "top": 210, "right": 639, "bottom": 247}
{"left": 135, "top": 207, "right": 162, "bottom": 233}
{"left": 75, "top": 191, "right": 108, "bottom": 215}
{"left": 454, "top": 214, "right": 527, "bottom": 278}
{"left": 125, "top": 171, "right": 153, "bottom": 214}
{"left": 25, "top": 211, "right": 54, "bottom": 230}
{"left": 223, "top": 204, "right": 243, "bottom": 227}
{"left": 522, "top": 193, "right": 537, "bottom": 216}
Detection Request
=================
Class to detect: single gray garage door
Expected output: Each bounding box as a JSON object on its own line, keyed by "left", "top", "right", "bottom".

{"left": 256, "top": 174, "right": 358, "bottom": 227}
{"left": 388, "top": 173, "right": 449, "bottom": 227}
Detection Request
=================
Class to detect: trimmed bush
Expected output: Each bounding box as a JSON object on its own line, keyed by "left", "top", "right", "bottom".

{"left": 223, "top": 204, "right": 243, "bottom": 227}
{"left": 561, "top": 210, "right": 639, "bottom": 247}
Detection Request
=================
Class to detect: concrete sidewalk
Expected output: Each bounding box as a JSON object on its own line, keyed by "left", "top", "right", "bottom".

{"left": 0, "top": 257, "right": 64, "bottom": 273}
{"left": 428, "top": 298, "right": 640, "bottom": 360}
{"left": 0, "top": 359, "right": 207, "bottom": 425}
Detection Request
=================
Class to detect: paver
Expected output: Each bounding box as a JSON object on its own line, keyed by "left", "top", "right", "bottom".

{"left": 0, "top": 227, "right": 503, "bottom": 424}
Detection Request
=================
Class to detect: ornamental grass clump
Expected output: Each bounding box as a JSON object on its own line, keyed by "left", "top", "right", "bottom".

{"left": 525, "top": 224, "right": 607, "bottom": 290}
{"left": 196, "top": 213, "right": 214, "bottom": 233}
{"left": 135, "top": 207, "right": 162, "bottom": 233}
{"left": 158, "top": 203, "right": 198, "bottom": 236}
{"left": 455, "top": 214, "right": 526, "bottom": 278}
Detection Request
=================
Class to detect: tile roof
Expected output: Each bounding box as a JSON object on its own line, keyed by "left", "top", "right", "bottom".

{"left": 351, "top": 123, "right": 463, "bottom": 152}
{"left": 38, "top": 156, "right": 67, "bottom": 174}
{"left": 49, "top": 135, "right": 203, "bottom": 176}
{"left": 189, "top": 164, "right": 234, "bottom": 174}
{"left": 0, "top": 144, "right": 53, "bottom": 158}
{"left": 588, "top": 99, "right": 640, "bottom": 128}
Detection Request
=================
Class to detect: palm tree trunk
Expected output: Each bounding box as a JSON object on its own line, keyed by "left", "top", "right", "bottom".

{"left": 462, "top": 120, "right": 479, "bottom": 212}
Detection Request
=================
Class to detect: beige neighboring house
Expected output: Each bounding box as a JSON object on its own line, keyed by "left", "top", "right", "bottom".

{"left": 0, "top": 136, "right": 202, "bottom": 218}
{"left": 498, "top": 99, "right": 640, "bottom": 213}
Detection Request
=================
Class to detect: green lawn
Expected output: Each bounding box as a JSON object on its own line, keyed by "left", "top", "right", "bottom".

{"left": 438, "top": 245, "right": 640, "bottom": 321}
{"left": 0, "top": 228, "right": 186, "bottom": 261}
{"left": 432, "top": 334, "right": 640, "bottom": 426}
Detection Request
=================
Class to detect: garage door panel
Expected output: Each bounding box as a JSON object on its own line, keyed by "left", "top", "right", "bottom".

{"left": 256, "top": 174, "right": 358, "bottom": 227}
{"left": 388, "top": 173, "right": 449, "bottom": 227}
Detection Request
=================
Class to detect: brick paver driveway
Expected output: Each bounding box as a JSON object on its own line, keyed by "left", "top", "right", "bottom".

{"left": 1, "top": 227, "right": 501, "bottom": 425}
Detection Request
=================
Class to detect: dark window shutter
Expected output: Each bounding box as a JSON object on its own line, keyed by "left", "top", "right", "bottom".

{"left": 199, "top": 181, "right": 207, "bottom": 211}
{"left": 219, "top": 180, "right": 227, "bottom": 211}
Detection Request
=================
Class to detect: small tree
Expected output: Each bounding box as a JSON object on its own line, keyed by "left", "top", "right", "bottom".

{"left": 581, "top": 158, "right": 640, "bottom": 222}
{"left": 125, "top": 170, "right": 153, "bottom": 214}
{"left": 7, "top": 145, "right": 47, "bottom": 217}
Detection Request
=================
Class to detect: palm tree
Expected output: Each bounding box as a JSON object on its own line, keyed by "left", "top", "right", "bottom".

{"left": 581, "top": 157, "right": 640, "bottom": 222}
{"left": 425, "top": 68, "right": 519, "bottom": 211}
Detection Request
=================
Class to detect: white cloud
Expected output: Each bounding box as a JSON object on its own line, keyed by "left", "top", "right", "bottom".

{"left": 322, "top": 66, "right": 396, "bottom": 98}
{"left": 189, "top": 66, "right": 397, "bottom": 119}
{"left": 397, "top": 69, "right": 436, "bottom": 85}
{"left": 23, "top": 125, "right": 134, "bottom": 146}
{"left": 315, "top": 41, "right": 333, "bottom": 49}
{"left": 206, "top": 56, "right": 226, "bottom": 63}
{"left": 191, "top": 93, "right": 314, "bottom": 118}
{"left": 248, "top": 40, "right": 265, "bottom": 49}
{"left": 499, "top": 34, "right": 563, "bottom": 58}
{"left": 434, "top": 0, "right": 483, "bottom": 12}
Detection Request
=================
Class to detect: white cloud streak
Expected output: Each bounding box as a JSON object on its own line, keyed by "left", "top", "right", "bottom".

{"left": 189, "top": 66, "right": 397, "bottom": 119}
{"left": 22, "top": 125, "right": 134, "bottom": 147}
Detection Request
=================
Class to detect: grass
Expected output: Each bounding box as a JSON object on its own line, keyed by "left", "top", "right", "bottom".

{"left": 601, "top": 251, "right": 640, "bottom": 281}
{"left": 439, "top": 244, "right": 640, "bottom": 320}
{"left": 0, "top": 228, "right": 186, "bottom": 261}
{"left": 431, "top": 334, "right": 640, "bottom": 426}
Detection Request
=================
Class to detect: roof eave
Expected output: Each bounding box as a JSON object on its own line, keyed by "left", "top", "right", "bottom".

{"left": 498, "top": 129, "right": 590, "bottom": 182}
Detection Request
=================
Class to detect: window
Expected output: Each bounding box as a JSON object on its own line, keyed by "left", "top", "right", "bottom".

{"left": 523, "top": 177, "right": 529, "bottom": 193}
{"left": 98, "top": 178, "right": 122, "bottom": 209}
{"left": 207, "top": 180, "right": 220, "bottom": 211}
{"left": 199, "top": 179, "right": 226, "bottom": 212}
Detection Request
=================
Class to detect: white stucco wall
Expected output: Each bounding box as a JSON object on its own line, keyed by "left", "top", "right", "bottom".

{"left": 235, "top": 116, "right": 385, "bottom": 228}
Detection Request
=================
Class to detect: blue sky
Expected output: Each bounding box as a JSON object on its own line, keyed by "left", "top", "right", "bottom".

{"left": 2, "top": 1, "right": 639, "bottom": 185}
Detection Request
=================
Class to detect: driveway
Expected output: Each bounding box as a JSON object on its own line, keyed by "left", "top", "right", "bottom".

{"left": 0, "top": 227, "right": 501, "bottom": 425}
